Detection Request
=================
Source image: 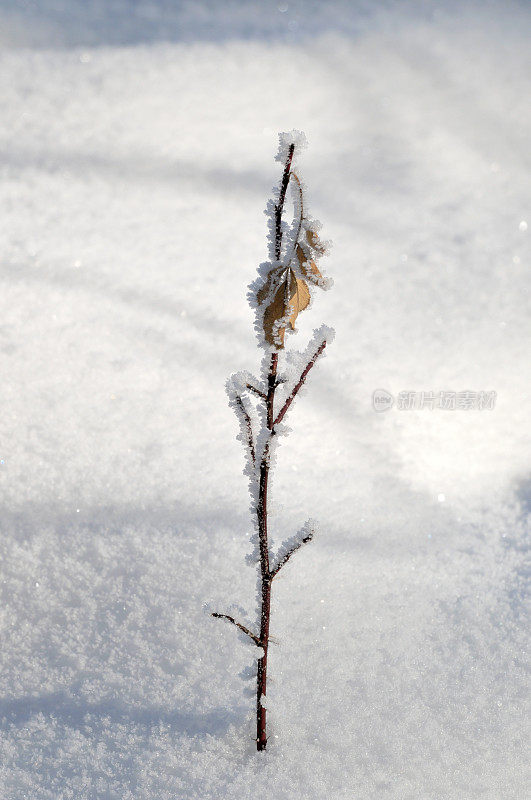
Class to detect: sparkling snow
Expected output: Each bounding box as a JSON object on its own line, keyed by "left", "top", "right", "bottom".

{"left": 0, "top": 1, "right": 529, "bottom": 798}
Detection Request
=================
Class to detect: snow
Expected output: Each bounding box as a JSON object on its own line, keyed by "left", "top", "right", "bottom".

{"left": 275, "top": 129, "right": 307, "bottom": 167}
{"left": 0, "top": 1, "right": 530, "bottom": 798}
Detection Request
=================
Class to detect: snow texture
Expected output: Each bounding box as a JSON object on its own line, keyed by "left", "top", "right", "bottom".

{"left": 0, "top": 1, "right": 530, "bottom": 798}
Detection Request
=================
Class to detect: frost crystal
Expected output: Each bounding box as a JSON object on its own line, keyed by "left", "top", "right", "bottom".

{"left": 275, "top": 129, "right": 308, "bottom": 166}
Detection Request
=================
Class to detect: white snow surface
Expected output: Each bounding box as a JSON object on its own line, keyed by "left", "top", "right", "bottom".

{"left": 0, "top": 1, "right": 530, "bottom": 798}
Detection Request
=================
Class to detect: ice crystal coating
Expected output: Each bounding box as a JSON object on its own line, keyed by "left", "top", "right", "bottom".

{"left": 250, "top": 134, "right": 333, "bottom": 350}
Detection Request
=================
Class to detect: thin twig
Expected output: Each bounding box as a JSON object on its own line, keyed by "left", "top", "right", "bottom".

{"left": 286, "top": 171, "right": 304, "bottom": 267}
{"left": 246, "top": 383, "right": 267, "bottom": 400}
{"left": 217, "top": 138, "right": 330, "bottom": 753}
{"left": 275, "top": 144, "right": 295, "bottom": 261}
{"left": 291, "top": 172, "right": 304, "bottom": 219}
{"left": 270, "top": 530, "right": 314, "bottom": 578}
{"left": 255, "top": 347, "right": 278, "bottom": 750}
{"left": 255, "top": 144, "right": 296, "bottom": 750}
{"left": 211, "top": 613, "right": 261, "bottom": 647}
{"left": 273, "top": 340, "right": 327, "bottom": 427}
{"left": 234, "top": 394, "right": 255, "bottom": 466}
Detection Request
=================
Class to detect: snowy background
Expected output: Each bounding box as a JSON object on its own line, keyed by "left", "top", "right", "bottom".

{"left": 0, "top": 1, "right": 530, "bottom": 797}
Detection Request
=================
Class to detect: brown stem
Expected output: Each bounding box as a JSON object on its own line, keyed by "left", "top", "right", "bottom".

{"left": 256, "top": 351, "right": 276, "bottom": 751}
{"left": 286, "top": 172, "right": 304, "bottom": 267}
{"left": 270, "top": 528, "right": 314, "bottom": 579}
{"left": 256, "top": 144, "right": 296, "bottom": 751}
{"left": 274, "top": 340, "right": 327, "bottom": 427}
{"left": 275, "top": 143, "right": 295, "bottom": 261}
{"left": 211, "top": 613, "right": 261, "bottom": 646}
{"left": 234, "top": 395, "right": 255, "bottom": 467}
{"left": 245, "top": 383, "right": 267, "bottom": 400}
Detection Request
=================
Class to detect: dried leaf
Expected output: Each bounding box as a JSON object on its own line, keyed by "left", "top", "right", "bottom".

{"left": 289, "top": 275, "right": 311, "bottom": 329}
{"left": 296, "top": 244, "right": 323, "bottom": 284}
{"left": 306, "top": 229, "right": 327, "bottom": 255}
{"left": 256, "top": 265, "right": 283, "bottom": 306}
{"left": 263, "top": 268, "right": 310, "bottom": 347}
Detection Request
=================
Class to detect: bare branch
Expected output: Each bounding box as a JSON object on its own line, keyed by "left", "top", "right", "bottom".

{"left": 285, "top": 171, "right": 304, "bottom": 267}
{"left": 211, "top": 613, "right": 261, "bottom": 647}
{"left": 270, "top": 529, "right": 314, "bottom": 578}
{"left": 273, "top": 340, "right": 327, "bottom": 427}
{"left": 234, "top": 394, "right": 255, "bottom": 466}
{"left": 291, "top": 172, "right": 304, "bottom": 219}
{"left": 215, "top": 139, "right": 330, "bottom": 753}
{"left": 275, "top": 143, "right": 295, "bottom": 260}
{"left": 245, "top": 383, "right": 267, "bottom": 400}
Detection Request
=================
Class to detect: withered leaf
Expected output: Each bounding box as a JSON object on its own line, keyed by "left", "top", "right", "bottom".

{"left": 256, "top": 265, "right": 283, "bottom": 306}
{"left": 306, "top": 229, "right": 327, "bottom": 255}
{"left": 296, "top": 243, "right": 323, "bottom": 284}
{"left": 289, "top": 275, "right": 311, "bottom": 326}
{"left": 263, "top": 268, "right": 310, "bottom": 348}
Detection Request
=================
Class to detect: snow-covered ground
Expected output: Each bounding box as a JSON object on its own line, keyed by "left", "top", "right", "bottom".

{"left": 0, "top": 1, "right": 529, "bottom": 797}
